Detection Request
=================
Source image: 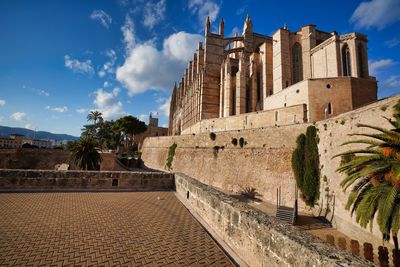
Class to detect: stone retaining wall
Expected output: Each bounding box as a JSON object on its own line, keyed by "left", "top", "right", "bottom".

{"left": 175, "top": 173, "right": 371, "bottom": 267}
{"left": 0, "top": 169, "right": 174, "bottom": 191}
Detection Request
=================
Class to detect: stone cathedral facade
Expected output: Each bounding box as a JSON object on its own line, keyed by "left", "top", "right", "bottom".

{"left": 168, "top": 16, "right": 377, "bottom": 135}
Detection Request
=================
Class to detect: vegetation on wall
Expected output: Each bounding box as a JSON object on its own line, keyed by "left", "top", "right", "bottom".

{"left": 165, "top": 143, "right": 177, "bottom": 171}
{"left": 291, "top": 125, "right": 320, "bottom": 207}
{"left": 335, "top": 101, "right": 400, "bottom": 249}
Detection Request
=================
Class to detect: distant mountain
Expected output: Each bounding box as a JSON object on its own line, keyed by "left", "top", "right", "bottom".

{"left": 0, "top": 125, "right": 79, "bottom": 141}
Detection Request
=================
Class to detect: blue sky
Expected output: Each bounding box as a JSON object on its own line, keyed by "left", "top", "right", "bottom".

{"left": 0, "top": 0, "right": 399, "bottom": 136}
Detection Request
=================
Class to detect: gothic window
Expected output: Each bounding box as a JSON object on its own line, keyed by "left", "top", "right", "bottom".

{"left": 358, "top": 44, "right": 366, "bottom": 78}
{"left": 292, "top": 43, "right": 303, "bottom": 84}
{"left": 232, "top": 88, "right": 236, "bottom": 116}
{"left": 342, "top": 44, "right": 352, "bottom": 76}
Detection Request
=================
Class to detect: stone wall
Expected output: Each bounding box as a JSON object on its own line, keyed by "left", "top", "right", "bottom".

{"left": 142, "top": 94, "right": 400, "bottom": 249}
{"left": 0, "top": 149, "right": 126, "bottom": 171}
{"left": 181, "top": 104, "right": 306, "bottom": 135}
{"left": 315, "top": 94, "right": 400, "bottom": 247}
{"left": 0, "top": 169, "right": 174, "bottom": 191}
{"left": 175, "top": 173, "right": 371, "bottom": 267}
{"left": 0, "top": 148, "right": 78, "bottom": 170}
{"left": 142, "top": 123, "right": 309, "bottom": 210}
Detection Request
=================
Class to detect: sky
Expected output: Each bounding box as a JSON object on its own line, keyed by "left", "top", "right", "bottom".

{"left": 0, "top": 0, "right": 399, "bottom": 137}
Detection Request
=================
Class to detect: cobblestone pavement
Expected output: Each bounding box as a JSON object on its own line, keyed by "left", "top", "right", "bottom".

{"left": 0, "top": 192, "right": 235, "bottom": 266}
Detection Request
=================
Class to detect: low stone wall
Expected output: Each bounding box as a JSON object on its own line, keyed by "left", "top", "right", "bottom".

{"left": 181, "top": 104, "right": 306, "bottom": 135}
{"left": 175, "top": 173, "right": 371, "bottom": 267}
{"left": 0, "top": 169, "right": 174, "bottom": 191}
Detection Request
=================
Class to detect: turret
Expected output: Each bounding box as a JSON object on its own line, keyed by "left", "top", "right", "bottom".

{"left": 219, "top": 18, "right": 224, "bottom": 37}
{"left": 205, "top": 16, "right": 210, "bottom": 35}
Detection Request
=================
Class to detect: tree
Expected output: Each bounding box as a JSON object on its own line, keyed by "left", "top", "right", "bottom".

{"left": 69, "top": 136, "right": 102, "bottom": 170}
{"left": 291, "top": 125, "right": 320, "bottom": 207}
{"left": 87, "top": 111, "right": 103, "bottom": 125}
{"left": 113, "top": 116, "right": 147, "bottom": 151}
{"left": 335, "top": 103, "right": 400, "bottom": 249}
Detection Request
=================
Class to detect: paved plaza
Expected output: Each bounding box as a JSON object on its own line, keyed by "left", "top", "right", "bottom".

{"left": 0, "top": 192, "right": 235, "bottom": 266}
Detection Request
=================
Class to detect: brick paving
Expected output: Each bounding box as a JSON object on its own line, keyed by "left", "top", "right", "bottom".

{"left": 0, "top": 192, "right": 235, "bottom": 266}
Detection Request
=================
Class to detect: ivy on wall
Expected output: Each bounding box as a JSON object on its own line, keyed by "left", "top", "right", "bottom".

{"left": 291, "top": 125, "right": 320, "bottom": 207}
{"left": 165, "top": 143, "right": 177, "bottom": 171}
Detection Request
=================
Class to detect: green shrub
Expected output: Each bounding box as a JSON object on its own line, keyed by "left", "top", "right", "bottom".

{"left": 291, "top": 125, "right": 320, "bottom": 207}
{"left": 239, "top": 137, "right": 245, "bottom": 148}
{"left": 231, "top": 138, "right": 238, "bottom": 146}
{"left": 165, "top": 143, "right": 177, "bottom": 171}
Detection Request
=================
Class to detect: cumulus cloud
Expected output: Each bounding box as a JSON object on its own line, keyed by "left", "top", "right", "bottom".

{"left": 0, "top": 99, "right": 5, "bottom": 106}
{"left": 64, "top": 55, "right": 94, "bottom": 75}
{"left": 93, "top": 87, "right": 125, "bottom": 120}
{"left": 90, "top": 10, "right": 112, "bottom": 28}
{"left": 10, "top": 112, "right": 27, "bottom": 121}
{"left": 188, "top": 0, "right": 220, "bottom": 24}
{"left": 116, "top": 31, "right": 202, "bottom": 95}
{"left": 121, "top": 15, "right": 135, "bottom": 54}
{"left": 369, "top": 59, "right": 396, "bottom": 75}
{"left": 138, "top": 114, "right": 148, "bottom": 122}
{"left": 143, "top": 0, "right": 166, "bottom": 29}
{"left": 98, "top": 50, "right": 117, "bottom": 78}
{"left": 350, "top": 0, "right": 400, "bottom": 30}
{"left": 76, "top": 108, "right": 88, "bottom": 114}
{"left": 52, "top": 106, "right": 68, "bottom": 113}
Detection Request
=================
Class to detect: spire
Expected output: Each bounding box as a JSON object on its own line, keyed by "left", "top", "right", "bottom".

{"left": 243, "top": 14, "right": 252, "bottom": 34}
{"left": 283, "top": 23, "right": 288, "bottom": 30}
{"left": 219, "top": 18, "right": 224, "bottom": 36}
{"left": 205, "top": 16, "right": 210, "bottom": 34}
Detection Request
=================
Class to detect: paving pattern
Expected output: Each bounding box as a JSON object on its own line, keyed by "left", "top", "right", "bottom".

{"left": 0, "top": 192, "right": 235, "bottom": 266}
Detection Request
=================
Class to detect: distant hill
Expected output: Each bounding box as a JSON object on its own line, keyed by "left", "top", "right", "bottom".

{"left": 0, "top": 125, "right": 79, "bottom": 141}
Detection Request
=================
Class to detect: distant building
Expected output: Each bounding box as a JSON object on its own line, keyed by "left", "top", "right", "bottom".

{"left": 0, "top": 134, "right": 52, "bottom": 149}
{"left": 136, "top": 114, "right": 168, "bottom": 149}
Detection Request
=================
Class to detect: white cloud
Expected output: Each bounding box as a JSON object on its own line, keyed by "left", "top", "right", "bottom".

{"left": 143, "top": 0, "right": 166, "bottom": 29}
{"left": 138, "top": 114, "right": 148, "bottom": 122}
{"left": 25, "top": 124, "right": 34, "bottom": 130}
{"left": 369, "top": 59, "right": 396, "bottom": 75}
{"left": 383, "top": 75, "right": 400, "bottom": 88}
{"left": 10, "top": 112, "right": 27, "bottom": 121}
{"left": 121, "top": 15, "right": 135, "bottom": 54}
{"left": 98, "top": 50, "right": 117, "bottom": 78}
{"left": 0, "top": 116, "right": 3, "bottom": 122}
{"left": 52, "top": 106, "right": 68, "bottom": 113}
{"left": 157, "top": 96, "right": 171, "bottom": 117}
{"left": 0, "top": 99, "right": 5, "bottom": 106}
{"left": 64, "top": 55, "right": 94, "bottom": 75}
{"left": 76, "top": 108, "right": 88, "bottom": 114}
{"left": 350, "top": 0, "right": 400, "bottom": 30}
{"left": 385, "top": 37, "right": 400, "bottom": 48}
{"left": 33, "top": 88, "right": 49, "bottom": 97}
{"left": 90, "top": 10, "right": 112, "bottom": 29}
{"left": 116, "top": 31, "right": 202, "bottom": 95}
{"left": 103, "top": 81, "right": 111, "bottom": 87}
{"left": 45, "top": 105, "right": 50, "bottom": 110}
{"left": 188, "top": 0, "right": 220, "bottom": 24}
{"left": 93, "top": 87, "right": 125, "bottom": 120}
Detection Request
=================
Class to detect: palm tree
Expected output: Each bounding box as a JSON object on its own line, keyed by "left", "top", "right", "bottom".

{"left": 70, "top": 136, "right": 102, "bottom": 170}
{"left": 87, "top": 111, "right": 103, "bottom": 125}
{"left": 335, "top": 119, "right": 400, "bottom": 249}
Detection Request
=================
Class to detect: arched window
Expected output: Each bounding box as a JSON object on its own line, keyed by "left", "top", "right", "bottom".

{"left": 292, "top": 43, "right": 303, "bottom": 84}
{"left": 358, "top": 44, "right": 366, "bottom": 78}
{"left": 342, "top": 44, "right": 352, "bottom": 76}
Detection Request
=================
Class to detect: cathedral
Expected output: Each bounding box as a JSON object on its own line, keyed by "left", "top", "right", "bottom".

{"left": 168, "top": 16, "right": 377, "bottom": 135}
